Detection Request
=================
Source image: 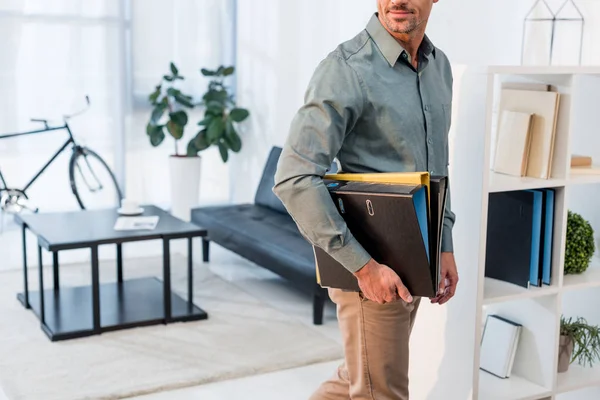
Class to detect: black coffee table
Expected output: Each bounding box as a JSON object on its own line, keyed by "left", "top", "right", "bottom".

{"left": 14, "top": 205, "right": 208, "bottom": 341}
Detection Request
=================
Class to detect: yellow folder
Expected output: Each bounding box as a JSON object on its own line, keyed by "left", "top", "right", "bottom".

{"left": 324, "top": 172, "right": 431, "bottom": 207}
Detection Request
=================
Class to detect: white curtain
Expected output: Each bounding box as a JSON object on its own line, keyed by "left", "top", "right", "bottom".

{"left": 126, "top": 0, "right": 236, "bottom": 207}
{"left": 0, "top": 0, "right": 124, "bottom": 213}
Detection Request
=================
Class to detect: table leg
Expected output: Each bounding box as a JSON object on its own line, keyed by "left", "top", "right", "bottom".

{"left": 116, "top": 243, "right": 123, "bottom": 283}
{"left": 38, "top": 245, "right": 45, "bottom": 324}
{"left": 53, "top": 252, "right": 59, "bottom": 290}
{"left": 163, "top": 239, "right": 171, "bottom": 323}
{"left": 91, "top": 245, "right": 101, "bottom": 333}
{"left": 188, "top": 237, "right": 193, "bottom": 306}
{"left": 22, "top": 225, "right": 30, "bottom": 309}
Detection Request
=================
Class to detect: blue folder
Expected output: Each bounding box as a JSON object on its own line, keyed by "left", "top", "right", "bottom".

{"left": 413, "top": 186, "right": 430, "bottom": 263}
{"left": 526, "top": 190, "right": 543, "bottom": 286}
{"left": 541, "top": 189, "right": 555, "bottom": 285}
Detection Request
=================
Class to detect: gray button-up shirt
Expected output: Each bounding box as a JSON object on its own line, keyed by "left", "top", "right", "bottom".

{"left": 273, "top": 13, "right": 456, "bottom": 273}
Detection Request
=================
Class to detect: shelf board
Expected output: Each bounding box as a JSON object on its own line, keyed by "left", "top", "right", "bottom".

{"left": 567, "top": 172, "right": 600, "bottom": 186}
{"left": 488, "top": 65, "right": 600, "bottom": 75}
{"left": 483, "top": 277, "right": 559, "bottom": 305}
{"left": 556, "top": 364, "right": 600, "bottom": 394}
{"left": 488, "top": 172, "right": 565, "bottom": 193}
{"left": 562, "top": 267, "right": 600, "bottom": 291}
{"left": 478, "top": 370, "right": 552, "bottom": 400}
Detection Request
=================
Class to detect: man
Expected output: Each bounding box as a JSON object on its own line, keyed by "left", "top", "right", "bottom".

{"left": 273, "top": 0, "right": 458, "bottom": 399}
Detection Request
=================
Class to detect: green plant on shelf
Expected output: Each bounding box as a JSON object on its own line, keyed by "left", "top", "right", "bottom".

{"left": 560, "top": 316, "right": 600, "bottom": 368}
{"left": 564, "top": 210, "right": 595, "bottom": 275}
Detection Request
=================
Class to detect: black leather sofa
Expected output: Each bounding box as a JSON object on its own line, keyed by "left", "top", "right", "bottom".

{"left": 191, "top": 146, "right": 335, "bottom": 325}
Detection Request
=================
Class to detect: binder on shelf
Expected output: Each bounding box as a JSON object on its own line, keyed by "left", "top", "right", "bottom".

{"left": 480, "top": 314, "right": 523, "bottom": 379}
{"left": 540, "top": 188, "right": 555, "bottom": 285}
{"left": 313, "top": 173, "right": 447, "bottom": 298}
{"left": 485, "top": 189, "right": 555, "bottom": 288}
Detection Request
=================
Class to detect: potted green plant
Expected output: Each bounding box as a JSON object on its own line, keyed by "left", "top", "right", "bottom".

{"left": 565, "top": 210, "right": 596, "bottom": 275}
{"left": 559, "top": 316, "right": 600, "bottom": 373}
{"left": 146, "top": 62, "right": 199, "bottom": 221}
{"left": 188, "top": 66, "right": 249, "bottom": 162}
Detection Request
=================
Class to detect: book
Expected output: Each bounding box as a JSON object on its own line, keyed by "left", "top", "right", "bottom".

{"left": 498, "top": 89, "right": 560, "bottom": 179}
{"left": 313, "top": 174, "right": 447, "bottom": 298}
{"left": 571, "top": 154, "right": 592, "bottom": 167}
{"left": 493, "top": 110, "right": 534, "bottom": 177}
{"left": 480, "top": 315, "right": 522, "bottom": 379}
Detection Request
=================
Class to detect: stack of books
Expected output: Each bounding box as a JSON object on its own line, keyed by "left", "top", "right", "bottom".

{"left": 492, "top": 85, "right": 561, "bottom": 180}
{"left": 485, "top": 188, "right": 555, "bottom": 288}
{"left": 312, "top": 172, "right": 448, "bottom": 298}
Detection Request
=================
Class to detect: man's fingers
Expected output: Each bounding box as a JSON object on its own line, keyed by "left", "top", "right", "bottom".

{"left": 395, "top": 280, "right": 413, "bottom": 303}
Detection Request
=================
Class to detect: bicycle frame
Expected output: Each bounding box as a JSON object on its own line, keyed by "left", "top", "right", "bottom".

{"left": 0, "top": 124, "right": 77, "bottom": 195}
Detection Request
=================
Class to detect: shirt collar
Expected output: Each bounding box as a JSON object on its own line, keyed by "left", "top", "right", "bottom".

{"left": 366, "top": 13, "right": 436, "bottom": 67}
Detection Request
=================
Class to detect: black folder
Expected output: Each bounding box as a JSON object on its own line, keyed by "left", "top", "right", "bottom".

{"left": 485, "top": 190, "right": 537, "bottom": 288}
{"left": 314, "top": 177, "right": 448, "bottom": 298}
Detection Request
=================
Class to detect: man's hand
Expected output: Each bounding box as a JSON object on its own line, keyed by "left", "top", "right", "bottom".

{"left": 431, "top": 252, "right": 459, "bottom": 305}
{"left": 354, "top": 258, "right": 413, "bottom": 304}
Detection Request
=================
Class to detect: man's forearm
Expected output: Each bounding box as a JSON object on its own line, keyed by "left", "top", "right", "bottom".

{"left": 273, "top": 150, "right": 371, "bottom": 273}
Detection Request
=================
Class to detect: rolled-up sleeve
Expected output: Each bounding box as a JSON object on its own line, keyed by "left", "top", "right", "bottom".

{"left": 273, "top": 55, "right": 372, "bottom": 273}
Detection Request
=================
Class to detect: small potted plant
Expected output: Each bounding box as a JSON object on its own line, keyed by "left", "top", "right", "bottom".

{"left": 146, "top": 62, "right": 198, "bottom": 221}
{"left": 559, "top": 316, "right": 600, "bottom": 373}
{"left": 146, "top": 63, "right": 249, "bottom": 221}
{"left": 564, "top": 210, "right": 595, "bottom": 275}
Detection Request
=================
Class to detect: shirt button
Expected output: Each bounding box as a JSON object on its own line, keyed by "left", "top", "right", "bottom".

{"left": 428, "top": 138, "right": 433, "bottom": 144}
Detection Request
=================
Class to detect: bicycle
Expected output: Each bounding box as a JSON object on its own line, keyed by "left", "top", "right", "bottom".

{"left": 0, "top": 96, "right": 123, "bottom": 215}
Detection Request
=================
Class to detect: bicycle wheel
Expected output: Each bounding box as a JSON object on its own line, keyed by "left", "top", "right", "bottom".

{"left": 69, "top": 146, "right": 123, "bottom": 210}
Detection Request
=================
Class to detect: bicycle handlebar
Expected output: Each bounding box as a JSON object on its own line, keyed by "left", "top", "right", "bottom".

{"left": 63, "top": 95, "right": 91, "bottom": 121}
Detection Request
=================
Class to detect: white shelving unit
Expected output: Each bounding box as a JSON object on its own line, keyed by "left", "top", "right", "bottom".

{"left": 447, "top": 66, "right": 600, "bottom": 400}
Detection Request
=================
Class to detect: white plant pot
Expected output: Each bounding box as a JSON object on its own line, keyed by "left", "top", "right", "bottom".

{"left": 169, "top": 155, "right": 201, "bottom": 222}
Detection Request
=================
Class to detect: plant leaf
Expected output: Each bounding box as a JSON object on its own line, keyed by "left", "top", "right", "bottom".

{"left": 174, "top": 93, "right": 194, "bottom": 108}
{"left": 170, "top": 62, "right": 179, "bottom": 76}
{"left": 194, "top": 130, "right": 210, "bottom": 151}
{"left": 201, "top": 68, "right": 215, "bottom": 77}
{"left": 147, "top": 125, "right": 165, "bottom": 146}
{"left": 163, "top": 75, "right": 174, "bottom": 82}
{"left": 229, "top": 108, "right": 250, "bottom": 122}
{"left": 218, "top": 141, "right": 229, "bottom": 162}
{"left": 223, "top": 66, "right": 235, "bottom": 76}
{"left": 206, "top": 100, "right": 225, "bottom": 116}
{"left": 203, "top": 89, "right": 228, "bottom": 104}
{"left": 151, "top": 104, "right": 166, "bottom": 124}
{"left": 186, "top": 140, "right": 198, "bottom": 156}
{"left": 216, "top": 66, "right": 225, "bottom": 76}
{"left": 167, "top": 120, "right": 184, "bottom": 140}
{"left": 225, "top": 120, "right": 242, "bottom": 152}
{"left": 169, "top": 110, "right": 188, "bottom": 127}
{"left": 197, "top": 115, "right": 214, "bottom": 126}
{"left": 207, "top": 117, "right": 225, "bottom": 143}
{"left": 167, "top": 88, "right": 180, "bottom": 97}
{"left": 148, "top": 85, "right": 161, "bottom": 104}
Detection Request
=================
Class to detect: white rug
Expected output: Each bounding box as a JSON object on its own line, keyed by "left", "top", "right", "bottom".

{"left": 0, "top": 255, "right": 342, "bottom": 400}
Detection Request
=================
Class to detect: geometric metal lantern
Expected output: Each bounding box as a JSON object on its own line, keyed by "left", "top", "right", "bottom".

{"left": 552, "top": 0, "right": 585, "bottom": 65}
{"left": 521, "top": 0, "right": 556, "bottom": 65}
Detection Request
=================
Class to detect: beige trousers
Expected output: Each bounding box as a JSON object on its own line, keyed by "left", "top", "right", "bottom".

{"left": 310, "top": 288, "right": 421, "bottom": 400}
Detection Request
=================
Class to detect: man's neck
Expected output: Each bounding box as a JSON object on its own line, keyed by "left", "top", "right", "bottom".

{"left": 378, "top": 15, "right": 426, "bottom": 68}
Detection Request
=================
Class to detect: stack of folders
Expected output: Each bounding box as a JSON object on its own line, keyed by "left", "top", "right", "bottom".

{"left": 485, "top": 188, "right": 555, "bottom": 288}
{"left": 492, "top": 87, "right": 560, "bottom": 180}
{"left": 480, "top": 314, "right": 523, "bottom": 379}
{"left": 312, "top": 172, "right": 448, "bottom": 298}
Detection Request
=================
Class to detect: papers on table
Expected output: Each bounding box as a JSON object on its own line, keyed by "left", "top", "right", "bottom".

{"left": 114, "top": 216, "right": 159, "bottom": 231}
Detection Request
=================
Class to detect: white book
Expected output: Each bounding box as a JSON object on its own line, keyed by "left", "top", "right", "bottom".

{"left": 493, "top": 110, "right": 534, "bottom": 177}
{"left": 480, "top": 315, "right": 522, "bottom": 379}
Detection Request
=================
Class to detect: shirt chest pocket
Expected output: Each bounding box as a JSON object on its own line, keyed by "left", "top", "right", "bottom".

{"left": 426, "top": 102, "right": 451, "bottom": 161}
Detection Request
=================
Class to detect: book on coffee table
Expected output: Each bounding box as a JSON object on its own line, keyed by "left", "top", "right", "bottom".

{"left": 114, "top": 216, "right": 159, "bottom": 231}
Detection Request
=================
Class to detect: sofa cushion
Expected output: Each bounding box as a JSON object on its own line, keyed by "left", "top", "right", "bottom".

{"left": 191, "top": 204, "right": 317, "bottom": 287}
